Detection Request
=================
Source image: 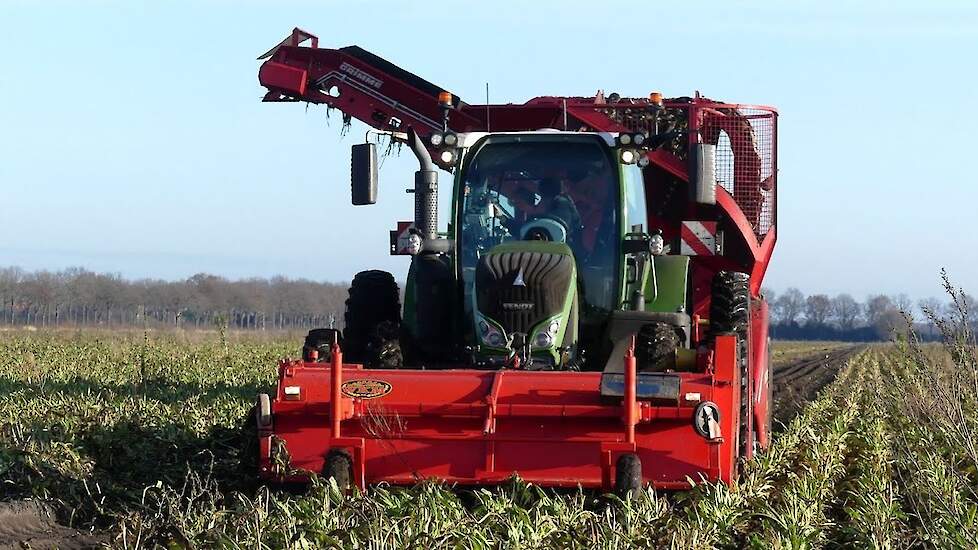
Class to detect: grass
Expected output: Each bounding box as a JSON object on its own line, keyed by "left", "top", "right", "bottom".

{"left": 0, "top": 311, "right": 975, "bottom": 548}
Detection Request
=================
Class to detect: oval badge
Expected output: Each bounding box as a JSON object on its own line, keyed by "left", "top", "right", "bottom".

{"left": 341, "top": 379, "right": 392, "bottom": 399}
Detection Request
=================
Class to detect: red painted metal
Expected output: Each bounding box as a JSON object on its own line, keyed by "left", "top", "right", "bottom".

{"left": 260, "top": 351, "right": 737, "bottom": 490}
{"left": 255, "top": 29, "right": 779, "bottom": 489}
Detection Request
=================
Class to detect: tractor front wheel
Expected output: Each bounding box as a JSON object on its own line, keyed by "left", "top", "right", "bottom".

{"left": 635, "top": 322, "right": 680, "bottom": 372}
{"left": 344, "top": 270, "right": 402, "bottom": 368}
{"left": 323, "top": 449, "right": 352, "bottom": 492}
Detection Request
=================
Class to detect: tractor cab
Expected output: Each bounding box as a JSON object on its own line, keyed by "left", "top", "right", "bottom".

{"left": 453, "top": 132, "right": 640, "bottom": 369}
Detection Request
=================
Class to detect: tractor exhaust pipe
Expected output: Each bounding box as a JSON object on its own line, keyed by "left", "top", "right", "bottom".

{"left": 407, "top": 128, "right": 439, "bottom": 241}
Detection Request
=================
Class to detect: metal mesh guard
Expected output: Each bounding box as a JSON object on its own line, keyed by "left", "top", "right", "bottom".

{"left": 707, "top": 107, "right": 777, "bottom": 238}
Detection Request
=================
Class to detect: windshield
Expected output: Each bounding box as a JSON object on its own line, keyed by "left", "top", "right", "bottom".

{"left": 458, "top": 136, "right": 621, "bottom": 316}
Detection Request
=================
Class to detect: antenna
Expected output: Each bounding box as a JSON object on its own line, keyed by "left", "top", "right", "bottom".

{"left": 486, "top": 82, "right": 491, "bottom": 132}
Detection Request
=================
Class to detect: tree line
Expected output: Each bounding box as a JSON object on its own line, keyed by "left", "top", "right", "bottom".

{"left": 0, "top": 266, "right": 970, "bottom": 340}
{"left": 763, "top": 287, "right": 974, "bottom": 341}
{"left": 0, "top": 267, "right": 349, "bottom": 330}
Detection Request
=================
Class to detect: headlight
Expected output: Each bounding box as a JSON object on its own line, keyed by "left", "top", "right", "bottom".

{"left": 440, "top": 150, "right": 456, "bottom": 164}
{"left": 443, "top": 132, "right": 458, "bottom": 146}
{"left": 430, "top": 133, "right": 443, "bottom": 146}
{"left": 620, "top": 150, "right": 637, "bottom": 164}
{"left": 477, "top": 316, "right": 507, "bottom": 348}
{"left": 633, "top": 133, "right": 645, "bottom": 146}
{"left": 650, "top": 233, "right": 665, "bottom": 255}
{"left": 532, "top": 318, "right": 561, "bottom": 349}
{"left": 619, "top": 133, "right": 632, "bottom": 146}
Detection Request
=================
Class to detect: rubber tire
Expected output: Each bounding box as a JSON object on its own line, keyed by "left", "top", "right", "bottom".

{"left": 709, "top": 271, "right": 751, "bottom": 473}
{"left": 343, "top": 270, "right": 402, "bottom": 367}
{"left": 710, "top": 272, "right": 750, "bottom": 335}
{"left": 238, "top": 405, "right": 259, "bottom": 480}
{"left": 635, "top": 322, "right": 680, "bottom": 372}
{"left": 303, "top": 328, "right": 341, "bottom": 362}
{"left": 615, "top": 453, "right": 643, "bottom": 500}
{"left": 323, "top": 449, "right": 352, "bottom": 492}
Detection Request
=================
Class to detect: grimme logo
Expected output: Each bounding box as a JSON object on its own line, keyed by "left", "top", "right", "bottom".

{"left": 341, "top": 379, "right": 392, "bottom": 399}
{"left": 339, "top": 62, "right": 384, "bottom": 89}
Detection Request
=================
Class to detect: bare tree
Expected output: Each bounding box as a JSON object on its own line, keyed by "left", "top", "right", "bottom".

{"left": 831, "top": 293, "right": 862, "bottom": 330}
{"left": 865, "top": 294, "right": 895, "bottom": 327}
{"left": 805, "top": 294, "right": 832, "bottom": 326}
{"left": 772, "top": 287, "right": 805, "bottom": 325}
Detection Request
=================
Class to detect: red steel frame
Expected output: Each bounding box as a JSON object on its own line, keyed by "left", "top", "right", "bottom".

{"left": 255, "top": 28, "right": 777, "bottom": 488}
{"left": 261, "top": 336, "right": 741, "bottom": 490}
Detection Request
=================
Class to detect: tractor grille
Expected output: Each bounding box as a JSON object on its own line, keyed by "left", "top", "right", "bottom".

{"left": 476, "top": 250, "right": 573, "bottom": 335}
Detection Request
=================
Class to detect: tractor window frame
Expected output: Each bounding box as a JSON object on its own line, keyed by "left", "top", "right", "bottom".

{"left": 454, "top": 133, "right": 623, "bottom": 323}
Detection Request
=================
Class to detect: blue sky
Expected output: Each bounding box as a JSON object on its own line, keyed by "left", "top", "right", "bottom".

{"left": 1, "top": 1, "right": 976, "bottom": 301}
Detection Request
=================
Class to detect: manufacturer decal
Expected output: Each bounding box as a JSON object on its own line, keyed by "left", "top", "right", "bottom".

{"left": 512, "top": 268, "right": 526, "bottom": 286}
{"left": 341, "top": 379, "right": 392, "bottom": 399}
{"left": 339, "top": 62, "right": 384, "bottom": 89}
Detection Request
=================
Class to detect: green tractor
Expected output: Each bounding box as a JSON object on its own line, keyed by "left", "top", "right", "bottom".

{"left": 339, "top": 130, "right": 691, "bottom": 376}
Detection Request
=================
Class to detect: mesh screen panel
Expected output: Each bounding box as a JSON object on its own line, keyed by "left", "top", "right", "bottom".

{"left": 590, "top": 101, "right": 777, "bottom": 240}
{"left": 707, "top": 107, "right": 777, "bottom": 237}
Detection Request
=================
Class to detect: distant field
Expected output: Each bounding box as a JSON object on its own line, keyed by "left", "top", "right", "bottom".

{"left": 1, "top": 330, "right": 974, "bottom": 548}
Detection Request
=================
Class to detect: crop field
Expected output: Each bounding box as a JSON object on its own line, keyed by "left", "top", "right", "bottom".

{"left": 1, "top": 323, "right": 976, "bottom": 549}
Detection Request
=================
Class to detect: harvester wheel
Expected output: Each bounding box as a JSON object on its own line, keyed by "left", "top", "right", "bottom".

{"left": 710, "top": 271, "right": 751, "bottom": 471}
{"left": 614, "top": 453, "right": 643, "bottom": 500}
{"left": 238, "top": 405, "right": 259, "bottom": 480}
{"left": 634, "top": 322, "right": 679, "bottom": 372}
{"left": 323, "top": 449, "right": 352, "bottom": 492}
{"left": 303, "top": 328, "right": 341, "bottom": 362}
{"left": 344, "top": 270, "right": 402, "bottom": 368}
{"left": 709, "top": 271, "right": 750, "bottom": 334}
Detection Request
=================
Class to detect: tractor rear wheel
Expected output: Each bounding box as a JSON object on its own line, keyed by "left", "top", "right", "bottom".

{"left": 323, "top": 449, "right": 352, "bottom": 492}
{"left": 344, "top": 270, "right": 402, "bottom": 368}
{"left": 635, "top": 322, "right": 680, "bottom": 372}
{"left": 710, "top": 271, "right": 751, "bottom": 471}
{"left": 614, "top": 453, "right": 643, "bottom": 500}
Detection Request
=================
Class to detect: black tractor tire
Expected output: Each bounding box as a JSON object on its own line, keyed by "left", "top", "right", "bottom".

{"left": 710, "top": 271, "right": 750, "bottom": 334}
{"left": 302, "top": 328, "right": 342, "bottom": 362}
{"left": 343, "top": 270, "right": 402, "bottom": 368}
{"left": 709, "top": 271, "right": 752, "bottom": 472}
{"left": 238, "top": 405, "right": 259, "bottom": 480}
{"left": 614, "top": 453, "right": 643, "bottom": 500}
{"left": 366, "top": 320, "right": 403, "bottom": 369}
{"left": 323, "top": 449, "right": 352, "bottom": 492}
{"left": 634, "top": 322, "right": 680, "bottom": 372}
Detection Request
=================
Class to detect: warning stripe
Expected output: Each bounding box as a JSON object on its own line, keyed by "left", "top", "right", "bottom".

{"left": 680, "top": 221, "right": 716, "bottom": 256}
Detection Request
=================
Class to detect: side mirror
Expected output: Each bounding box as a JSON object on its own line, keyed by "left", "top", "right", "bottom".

{"left": 689, "top": 143, "right": 716, "bottom": 205}
{"left": 351, "top": 143, "right": 378, "bottom": 205}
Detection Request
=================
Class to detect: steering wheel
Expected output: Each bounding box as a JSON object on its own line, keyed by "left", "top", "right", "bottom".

{"left": 520, "top": 216, "right": 569, "bottom": 243}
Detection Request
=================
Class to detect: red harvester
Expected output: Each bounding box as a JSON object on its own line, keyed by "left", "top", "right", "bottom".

{"left": 249, "top": 28, "right": 778, "bottom": 495}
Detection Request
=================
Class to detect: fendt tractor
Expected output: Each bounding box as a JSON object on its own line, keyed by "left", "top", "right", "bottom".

{"left": 248, "top": 28, "right": 778, "bottom": 495}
